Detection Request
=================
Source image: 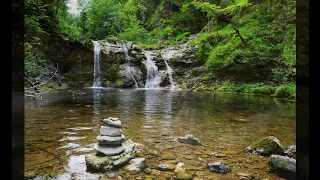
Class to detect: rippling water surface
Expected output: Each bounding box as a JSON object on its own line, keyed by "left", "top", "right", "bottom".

{"left": 25, "top": 89, "right": 295, "bottom": 179}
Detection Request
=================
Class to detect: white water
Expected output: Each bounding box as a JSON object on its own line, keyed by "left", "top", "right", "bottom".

{"left": 92, "top": 41, "right": 102, "bottom": 87}
{"left": 161, "top": 47, "right": 176, "bottom": 88}
{"left": 143, "top": 50, "right": 162, "bottom": 88}
{"left": 122, "top": 41, "right": 138, "bottom": 88}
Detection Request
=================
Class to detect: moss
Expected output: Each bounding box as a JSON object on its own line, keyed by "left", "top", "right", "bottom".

{"left": 250, "top": 136, "right": 284, "bottom": 156}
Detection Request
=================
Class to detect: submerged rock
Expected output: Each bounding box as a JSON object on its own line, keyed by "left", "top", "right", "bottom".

{"left": 174, "top": 162, "right": 186, "bottom": 173}
{"left": 208, "top": 161, "right": 231, "bottom": 174}
{"left": 100, "top": 126, "right": 123, "bottom": 136}
{"left": 158, "top": 163, "right": 175, "bottom": 171}
{"left": 230, "top": 117, "right": 251, "bottom": 123}
{"left": 125, "top": 158, "right": 146, "bottom": 172}
{"left": 284, "top": 145, "right": 296, "bottom": 158}
{"left": 268, "top": 155, "right": 296, "bottom": 180}
{"left": 246, "top": 136, "right": 284, "bottom": 156}
{"left": 176, "top": 134, "right": 201, "bottom": 145}
{"left": 176, "top": 172, "right": 193, "bottom": 180}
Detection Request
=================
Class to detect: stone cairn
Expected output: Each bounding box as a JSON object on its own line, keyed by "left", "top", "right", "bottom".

{"left": 85, "top": 117, "right": 136, "bottom": 172}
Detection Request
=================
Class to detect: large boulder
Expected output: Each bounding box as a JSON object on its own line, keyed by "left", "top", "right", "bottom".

{"left": 268, "top": 155, "right": 296, "bottom": 180}
{"left": 246, "top": 136, "right": 284, "bottom": 156}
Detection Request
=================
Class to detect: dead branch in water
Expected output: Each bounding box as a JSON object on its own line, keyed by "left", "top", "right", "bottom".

{"left": 24, "top": 63, "right": 59, "bottom": 100}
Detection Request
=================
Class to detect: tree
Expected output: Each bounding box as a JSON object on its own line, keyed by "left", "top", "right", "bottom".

{"left": 85, "top": 0, "right": 121, "bottom": 39}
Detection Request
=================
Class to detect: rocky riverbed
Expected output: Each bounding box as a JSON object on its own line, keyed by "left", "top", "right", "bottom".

{"left": 24, "top": 89, "right": 296, "bottom": 179}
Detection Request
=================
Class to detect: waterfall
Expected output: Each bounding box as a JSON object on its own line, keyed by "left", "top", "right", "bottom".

{"left": 92, "top": 41, "right": 102, "bottom": 87}
{"left": 161, "top": 47, "right": 176, "bottom": 88}
{"left": 122, "top": 41, "right": 138, "bottom": 88}
{"left": 143, "top": 50, "right": 162, "bottom": 88}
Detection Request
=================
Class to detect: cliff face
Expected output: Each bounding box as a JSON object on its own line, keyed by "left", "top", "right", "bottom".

{"left": 46, "top": 35, "right": 292, "bottom": 90}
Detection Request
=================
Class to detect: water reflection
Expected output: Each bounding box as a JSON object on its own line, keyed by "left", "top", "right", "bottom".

{"left": 144, "top": 90, "right": 162, "bottom": 121}
{"left": 163, "top": 90, "right": 173, "bottom": 119}
{"left": 92, "top": 88, "right": 102, "bottom": 120}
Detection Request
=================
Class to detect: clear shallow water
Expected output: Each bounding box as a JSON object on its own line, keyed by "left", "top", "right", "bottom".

{"left": 25, "top": 89, "right": 295, "bottom": 179}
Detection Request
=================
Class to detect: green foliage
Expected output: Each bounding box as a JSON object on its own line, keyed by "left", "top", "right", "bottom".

{"left": 85, "top": 0, "right": 121, "bottom": 39}
{"left": 206, "top": 81, "right": 295, "bottom": 99}
{"left": 118, "top": 24, "right": 152, "bottom": 44}
{"left": 206, "top": 35, "right": 241, "bottom": 69}
{"left": 283, "top": 24, "right": 296, "bottom": 66}
{"left": 275, "top": 83, "right": 296, "bottom": 99}
{"left": 217, "top": 24, "right": 234, "bottom": 35}
{"left": 57, "top": 12, "right": 82, "bottom": 41}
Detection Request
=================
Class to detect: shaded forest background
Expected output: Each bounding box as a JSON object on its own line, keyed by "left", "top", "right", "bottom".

{"left": 24, "top": 0, "right": 296, "bottom": 99}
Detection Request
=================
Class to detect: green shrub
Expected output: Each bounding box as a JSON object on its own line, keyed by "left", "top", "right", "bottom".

{"left": 119, "top": 25, "right": 152, "bottom": 44}
{"left": 206, "top": 36, "right": 241, "bottom": 69}
{"left": 275, "top": 83, "right": 296, "bottom": 99}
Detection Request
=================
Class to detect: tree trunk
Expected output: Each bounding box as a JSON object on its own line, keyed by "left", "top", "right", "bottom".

{"left": 56, "top": 0, "right": 60, "bottom": 17}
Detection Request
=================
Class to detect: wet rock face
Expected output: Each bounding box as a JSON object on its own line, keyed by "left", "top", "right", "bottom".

{"left": 171, "top": 45, "right": 198, "bottom": 66}
{"left": 176, "top": 134, "right": 201, "bottom": 145}
{"left": 208, "top": 161, "right": 231, "bottom": 174}
{"left": 268, "top": 155, "right": 296, "bottom": 180}
{"left": 119, "top": 65, "right": 144, "bottom": 88}
{"left": 246, "top": 136, "right": 284, "bottom": 156}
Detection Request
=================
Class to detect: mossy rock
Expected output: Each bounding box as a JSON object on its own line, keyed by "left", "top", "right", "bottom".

{"left": 246, "top": 136, "right": 284, "bottom": 156}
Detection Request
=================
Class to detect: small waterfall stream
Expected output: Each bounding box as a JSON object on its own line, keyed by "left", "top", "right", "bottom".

{"left": 122, "top": 41, "right": 138, "bottom": 88}
{"left": 143, "top": 50, "right": 162, "bottom": 88}
{"left": 161, "top": 47, "right": 176, "bottom": 88}
{"left": 92, "top": 41, "right": 102, "bottom": 87}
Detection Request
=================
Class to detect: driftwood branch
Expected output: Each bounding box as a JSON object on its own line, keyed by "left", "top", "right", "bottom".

{"left": 25, "top": 63, "right": 58, "bottom": 90}
{"left": 24, "top": 62, "right": 59, "bottom": 100}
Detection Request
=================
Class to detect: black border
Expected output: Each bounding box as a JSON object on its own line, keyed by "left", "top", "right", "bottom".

{"left": 12, "top": 0, "right": 24, "bottom": 179}
{"left": 296, "top": 0, "right": 309, "bottom": 179}
{"left": 11, "top": 0, "right": 309, "bottom": 179}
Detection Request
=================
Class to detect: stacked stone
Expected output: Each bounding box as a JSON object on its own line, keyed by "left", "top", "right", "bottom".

{"left": 86, "top": 117, "right": 136, "bottom": 172}
{"left": 94, "top": 117, "right": 126, "bottom": 156}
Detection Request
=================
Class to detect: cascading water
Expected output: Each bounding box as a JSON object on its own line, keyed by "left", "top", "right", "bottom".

{"left": 161, "top": 47, "right": 176, "bottom": 88}
{"left": 143, "top": 50, "right": 162, "bottom": 88}
{"left": 122, "top": 41, "right": 138, "bottom": 88}
{"left": 92, "top": 41, "right": 102, "bottom": 87}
